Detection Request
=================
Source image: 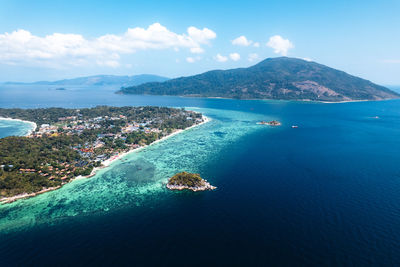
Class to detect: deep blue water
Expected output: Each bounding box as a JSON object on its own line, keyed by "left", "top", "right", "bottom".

{"left": 1, "top": 85, "right": 400, "bottom": 266}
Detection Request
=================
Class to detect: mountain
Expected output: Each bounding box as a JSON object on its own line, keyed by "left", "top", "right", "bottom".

{"left": 4, "top": 74, "right": 169, "bottom": 87}
{"left": 119, "top": 57, "right": 398, "bottom": 102}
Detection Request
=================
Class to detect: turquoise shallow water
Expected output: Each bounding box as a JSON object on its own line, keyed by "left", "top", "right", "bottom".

{"left": 0, "top": 107, "right": 268, "bottom": 232}
{"left": 2, "top": 86, "right": 400, "bottom": 265}
{"left": 0, "top": 119, "right": 34, "bottom": 138}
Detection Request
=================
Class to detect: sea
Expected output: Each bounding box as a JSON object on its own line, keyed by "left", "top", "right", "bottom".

{"left": 0, "top": 119, "right": 34, "bottom": 138}
{"left": 1, "top": 84, "right": 400, "bottom": 266}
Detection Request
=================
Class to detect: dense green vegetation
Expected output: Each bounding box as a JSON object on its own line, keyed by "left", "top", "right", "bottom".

{"left": 0, "top": 106, "right": 200, "bottom": 129}
{"left": 0, "top": 106, "right": 202, "bottom": 198}
{"left": 167, "top": 172, "right": 205, "bottom": 187}
{"left": 0, "top": 135, "right": 90, "bottom": 197}
{"left": 119, "top": 57, "right": 399, "bottom": 101}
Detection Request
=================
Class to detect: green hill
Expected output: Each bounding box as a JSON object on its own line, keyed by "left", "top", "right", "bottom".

{"left": 119, "top": 57, "right": 398, "bottom": 102}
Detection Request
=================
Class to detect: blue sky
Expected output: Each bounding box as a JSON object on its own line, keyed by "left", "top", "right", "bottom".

{"left": 0, "top": 0, "right": 399, "bottom": 84}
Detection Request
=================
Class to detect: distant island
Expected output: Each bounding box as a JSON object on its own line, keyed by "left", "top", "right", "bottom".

{"left": 3, "top": 74, "right": 169, "bottom": 87}
{"left": 166, "top": 172, "right": 216, "bottom": 191}
{"left": 119, "top": 57, "right": 399, "bottom": 102}
{"left": 257, "top": 120, "right": 281, "bottom": 126}
{"left": 0, "top": 106, "right": 208, "bottom": 203}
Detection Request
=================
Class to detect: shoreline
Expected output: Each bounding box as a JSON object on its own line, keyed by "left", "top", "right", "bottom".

{"left": 124, "top": 93, "right": 397, "bottom": 104}
{"left": 0, "top": 186, "right": 60, "bottom": 204}
{"left": 166, "top": 183, "right": 216, "bottom": 191}
{"left": 84, "top": 114, "right": 211, "bottom": 176}
{"left": 166, "top": 180, "right": 216, "bottom": 192}
{"left": 0, "top": 114, "right": 211, "bottom": 204}
{"left": 319, "top": 99, "right": 371, "bottom": 104}
{"left": 0, "top": 117, "right": 37, "bottom": 136}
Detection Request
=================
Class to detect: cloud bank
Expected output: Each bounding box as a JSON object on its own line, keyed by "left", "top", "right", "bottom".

{"left": 0, "top": 23, "right": 216, "bottom": 68}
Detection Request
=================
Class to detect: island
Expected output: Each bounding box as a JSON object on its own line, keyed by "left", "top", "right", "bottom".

{"left": 0, "top": 106, "right": 208, "bottom": 203}
{"left": 10, "top": 74, "right": 169, "bottom": 87}
{"left": 166, "top": 172, "right": 216, "bottom": 191}
{"left": 257, "top": 120, "right": 281, "bottom": 126}
{"left": 119, "top": 57, "right": 399, "bottom": 102}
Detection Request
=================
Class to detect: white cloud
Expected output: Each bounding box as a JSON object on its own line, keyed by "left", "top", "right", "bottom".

{"left": 215, "top": 53, "right": 228, "bottom": 62}
{"left": 302, "top": 57, "right": 313, "bottom": 62}
{"left": 248, "top": 53, "right": 259, "bottom": 62}
{"left": 187, "top": 26, "right": 216, "bottom": 44}
{"left": 253, "top": 42, "right": 260, "bottom": 48}
{"left": 232, "top": 35, "right": 252, "bottom": 46}
{"left": 186, "top": 57, "right": 195, "bottom": 63}
{"left": 0, "top": 23, "right": 217, "bottom": 68}
{"left": 229, "top": 53, "right": 240, "bottom": 61}
{"left": 266, "top": 35, "right": 294, "bottom": 56}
